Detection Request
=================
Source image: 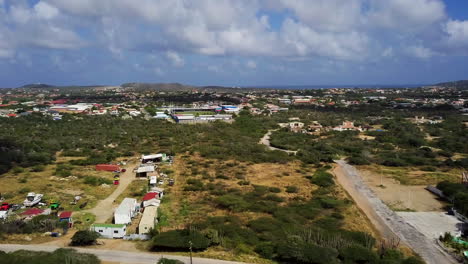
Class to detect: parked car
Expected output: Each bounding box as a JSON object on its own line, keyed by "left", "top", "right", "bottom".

{"left": 0, "top": 203, "right": 12, "bottom": 211}
{"left": 169, "top": 179, "right": 175, "bottom": 186}
{"left": 121, "top": 169, "right": 126, "bottom": 173}
{"left": 158, "top": 180, "right": 164, "bottom": 185}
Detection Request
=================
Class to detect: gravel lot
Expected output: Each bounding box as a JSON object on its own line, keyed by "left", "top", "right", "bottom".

{"left": 335, "top": 160, "right": 457, "bottom": 264}
{"left": 397, "top": 212, "right": 464, "bottom": 240}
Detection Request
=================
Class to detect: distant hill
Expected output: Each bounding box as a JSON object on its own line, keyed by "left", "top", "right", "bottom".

{"left": 436, "top": 80, "right": 468, "bottom": 90}
{"left": 121, "top": 82, "right": 197, "bottom": 91}
{"left": 20, "top": 83, "right": 55, "bottom": 89}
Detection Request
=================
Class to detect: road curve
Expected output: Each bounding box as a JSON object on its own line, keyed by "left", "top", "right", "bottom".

{"left": 259, "top": 130, "right": 298, "bottom": 155}
{"left": 334, "top": 160, "right": 456, "bottom": 264}
{"left": 0, "top": 244, "right": 248, "bottom": 264}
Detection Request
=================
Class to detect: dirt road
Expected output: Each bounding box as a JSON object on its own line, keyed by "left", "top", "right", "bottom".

{"left": 334, "top": 160, "right": 456, "bottom": 264}
{"left": 259, "top": 130, "right": 297, "bottom": 155}
{"left": 84, "top": 161, "right": 138, "bottom": 223}
{"left": 0, "top": 244, "right": 247, "bottom": 264}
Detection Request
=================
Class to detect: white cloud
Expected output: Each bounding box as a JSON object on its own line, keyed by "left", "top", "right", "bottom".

{"left": 445, "top": 20, "right": 468, "bottom": 50}
{"left": 154, "top": 67, "right": 164, "bottom": 76}
{"left": 34, "top": 2, "right": 59, "bottom": 20}
{"left": 406, "top": 45, "right": 436, "bottom": 59}
{"left": 246, "top": 60, "right": 257, "bottom": 69}
{"left": 0, "top": 0, "right": 465, "bottom": 64}
{"left": 166, "top": 51, "right": 185, "bottom": 67}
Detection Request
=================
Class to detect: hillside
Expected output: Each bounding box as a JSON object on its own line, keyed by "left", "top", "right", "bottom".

{"left": 436, "top": 80, "right": 468, "bottom": 90}
{"left": 20, "top": 83, "right": 55, "bottom": 89}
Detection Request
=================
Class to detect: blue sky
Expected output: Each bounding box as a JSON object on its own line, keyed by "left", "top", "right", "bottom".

{"left": 0, "top": 0, "right": 467, "bottom": 87}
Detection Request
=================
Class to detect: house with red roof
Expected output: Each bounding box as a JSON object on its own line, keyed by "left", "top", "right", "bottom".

{"left": 142, "top": 191, "right": 163, "bottom": 208}
{"left": 59, "top": 211, "right": 73, "bottom": 228}
{"left": 21, "top": 208, "right": 50, "bottom": 219}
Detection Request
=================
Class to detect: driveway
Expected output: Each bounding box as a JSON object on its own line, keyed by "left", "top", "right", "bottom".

{"left": 84, "top": 161, "right": 138, "bottom": 223}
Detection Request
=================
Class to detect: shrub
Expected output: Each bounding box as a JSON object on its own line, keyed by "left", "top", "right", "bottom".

{"left": 286, "top": 186, "right": 299, "bottom": 193}
{"left": 19, "top": 187, "right": 31, "bottom": 194}
{"left": 339, "top": 245, "right": 379, "bottom": 263}
{"left": 71, "top": 230, "right": 100, "bottom": 246}
{"left": 151, "top": 229, "right": 211, "bottom": 251}
{"left": 12, "top": 167, "right": 25, "bottom": 175}
{"left": 268, "top": 187, "right": 281, "bottom": 193}
{"left": 158, "top": 258, "right": 184, "bottom": 264}
{"left": 255, "top": 242, "right": 276, "bottom": 259}
{"left": 31, "top": 165, "right": 45, "bottom": 172}
{"left": 310, "top": 169, "right": 334, "bottom": 187}
{"left": 83, "top": 176, "right": 112, "bottom": 186}
{"left": 216, "top": 194, "right": 249, "bottom": 212}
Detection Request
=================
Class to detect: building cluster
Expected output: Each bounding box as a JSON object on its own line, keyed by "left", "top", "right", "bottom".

{"left": 91, "top": 153, "right": 172, "bottom": 239}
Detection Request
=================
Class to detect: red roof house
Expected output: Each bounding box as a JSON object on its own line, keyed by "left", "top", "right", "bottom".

{"left": 95, "top": 164, "right": 121, "bottom": 172}
{"left": 22, "top": 208, "right": 44, "bottom": 216}
{"left": 59, "top": 211, "right": 72, "bottom": 219}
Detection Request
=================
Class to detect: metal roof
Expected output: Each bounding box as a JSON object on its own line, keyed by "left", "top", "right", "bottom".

{"left": 92, "top": 223, "right": 126, "bottom": 228}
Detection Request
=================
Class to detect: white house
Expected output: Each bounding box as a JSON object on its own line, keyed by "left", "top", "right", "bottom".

{"left": 142, "top": 191, "right": 163, "bottom": 208}
{"left": 138, "top": 206, "right": 158, "bottom": 234}
{"left": 91, "top": 224, "right": 126, "bottom": 239}
{"left": 114, "top": 198, "right": 139, "bottom": 225}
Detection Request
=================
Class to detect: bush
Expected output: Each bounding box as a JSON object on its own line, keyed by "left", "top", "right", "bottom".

{"left": 0, "top": 248, "right": 100, "bottom": 264}
{"left": 83, "top": 176, "right": 112, "bottom": 186}
{"left": 339, "top": 245, "right": 379, "bottom": 263}
{"left": 157, "top": 258, "right": 184, "bottom": 264}
{"left": 71, "top": 230, "right": 100, "bottom": 246}
{"left": 216, "top": 194, "right": 249, "bottom": 212}
{"left": 268, "top": 187, "right": 281, "bottom": 193}
{"left": 30, "top": 165, "right": 45, "bottom": 172}
{"left": 310, "top": 169, "right": 334, "bottom": 188}
{"left": 151, "top": 229, "right": 211, "bottom": 251}
{"left": 286, "top": 186, "right": 299, "bottom": 193}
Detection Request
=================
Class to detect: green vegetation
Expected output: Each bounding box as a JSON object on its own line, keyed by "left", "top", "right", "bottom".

{"left": 71, "top": 230, "right": 100, "bottom": 246}
{"left": 437, "top": 181, "right": 468, "bottom": 217}
{"left": 0, "top": 249, "right": 100, "bottom": 264}
{"left": 157, "top": 258, "right": 184, "bottom": 264}
{"left": 0, "top": 215, "right": 68, "bottom": 236}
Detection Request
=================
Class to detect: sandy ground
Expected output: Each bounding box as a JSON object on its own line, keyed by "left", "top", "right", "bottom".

{"left": 333, "top": 160, "right": 456, "bottom": 264}
{"left": 84, "top": 161, "right": 139, "bottom": 223}
{"left": 358, "top": 170, "right": 445, "bottom": 212}
{"left": 397, "top": 212, "right": 464, "bottom": 240}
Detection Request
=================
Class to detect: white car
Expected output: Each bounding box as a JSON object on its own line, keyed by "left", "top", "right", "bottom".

{"left": 158, "top": 180, "right": 164, "bottom": 185}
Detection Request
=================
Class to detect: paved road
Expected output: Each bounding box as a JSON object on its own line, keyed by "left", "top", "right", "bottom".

{"left": 334, "top": 160, "right": 456, "bottom": 264}
{"left": 84, "top": 161, "right": 138, "bottom": 223}
{"left": 0, "top": 244, "right": 247, "bottom": 264}
{"left": 259, "top": 130, "right": 297, "bottom": 155}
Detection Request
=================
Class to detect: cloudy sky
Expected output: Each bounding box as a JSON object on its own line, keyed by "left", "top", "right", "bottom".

{"left": 0, "top": 0, "right": 467, "bottom": 87}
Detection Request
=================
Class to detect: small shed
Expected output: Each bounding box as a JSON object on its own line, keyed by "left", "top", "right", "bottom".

{"left": 141, "top": 154, "right": 164, "bottom": 163}
{"left": 59, "top": 211, "right": 73, "bottom": 228}
{"left": 96, "top": 164, "right": 121, "bottom": 172}
{"left": 136, "top": 164, "right": 155, "bottom": 178}
{"left": 142, "top": 192, "right": 162, "bottom": 208}
{"left": 91, "top": 224, "right": 126, "bottom": 239}
{"left": 114, "top": 198, "right": 139, "bottom": 225}
{"left": 138, "top": 206, "right": 158, "bottom": 234}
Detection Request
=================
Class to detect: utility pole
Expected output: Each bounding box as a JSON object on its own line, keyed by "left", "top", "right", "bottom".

{"left": 189, "top": 240, "right": 193, "bottom": 264}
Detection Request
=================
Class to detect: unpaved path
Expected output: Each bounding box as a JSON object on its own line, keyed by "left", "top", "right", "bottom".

{"left": 259, "top": 130, "right": 298, "bottom": 155}
{"left": 0, "top": 244, "right": 247, "bottom": 264}
{"left": 84, "top": 161, "right": 138, "bottom": 223}
{"left": 334, "top": 160, "right": 456, "bottom": 264}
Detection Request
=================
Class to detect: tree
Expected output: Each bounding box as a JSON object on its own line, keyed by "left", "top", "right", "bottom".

{"left": 71, "top": 230, "right": 100, "bottom": 246}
